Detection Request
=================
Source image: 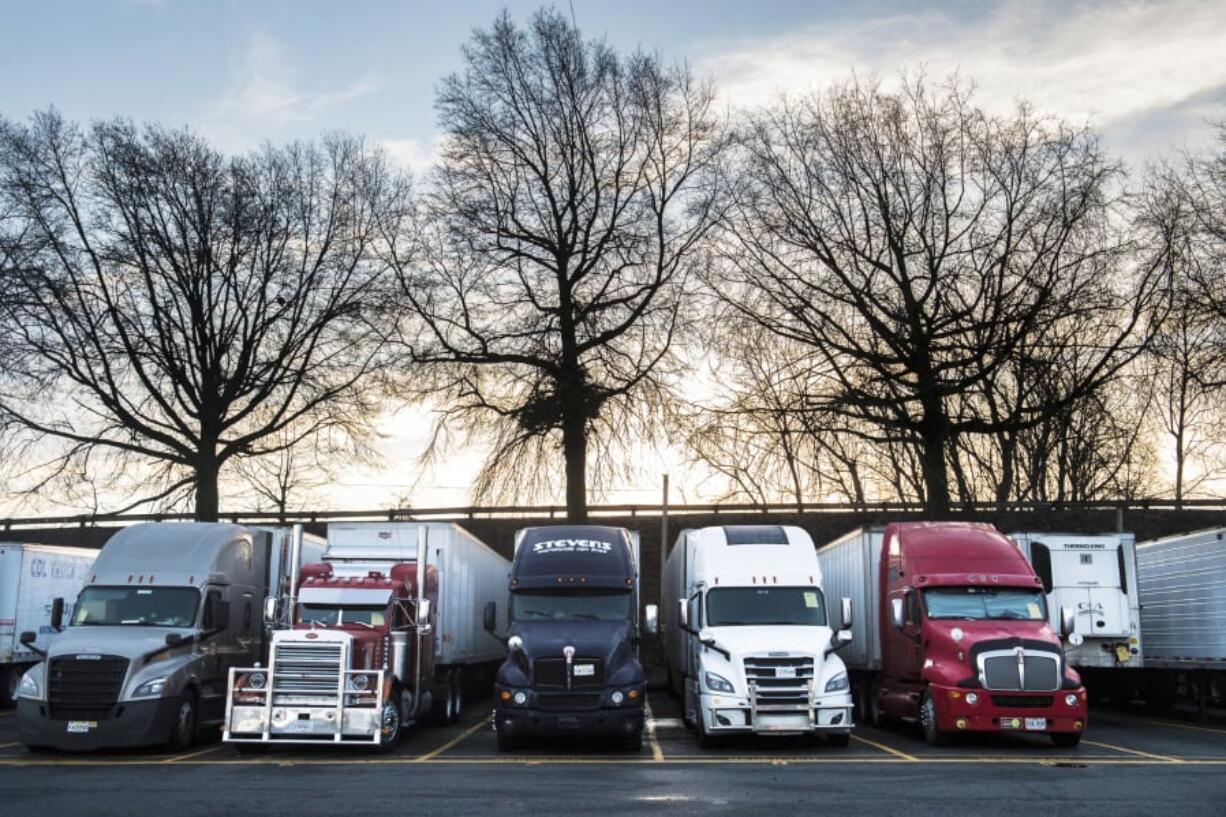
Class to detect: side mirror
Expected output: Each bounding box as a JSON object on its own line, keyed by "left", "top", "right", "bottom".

{"left": 483, "top": 601, "right": 496, "bottom": 634}
{"left": 678, "top": 599, "right": 689, "bottom": 629}
{"left": 840, "top": 597, "right": 853, "bottom": 631}
{"left": 698, "top": 627, "right": 715, "bottom": 647}
{"left": 165, "top": 632, "right": 183, "bottom": 647}
{"left": 50, "top": 597, "right": 64, "bottom": 631}
{"left": 263, "top": 596, "right": 278, "bottom": 626}
{"left": 19, "top": 631, "right": 37, "bottom": 646}
{"left": 644, "top": 604, "right": 659, "bottom": 637}
{"left": 890, "top": 597, "right": 905, "bottom": 631}
{"left": 836, "top": 628, "right": 852, "bottom": 646}
{"left": 1060, "top": 605, "right": 1076, "bottom": 638}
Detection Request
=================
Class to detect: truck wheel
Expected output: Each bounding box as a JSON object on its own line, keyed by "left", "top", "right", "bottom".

{"left": 825, "top": 732, "right": 851, "bottom": 748}
{"left": 450, "top": 670, "right": 463, "bottom": 724}
{"left": 431, "top": 671, "right": 455, "bottom": 725}
{"left": 1, "top": 668, "right": 16, "bottom": 708}
{"left": 920, "top": 692, "right": 949, "bottom": 747}
{"left": 1050, "top": 732, "right": 1082, "bottom": 748}
{"left": 165, "top": 690, "right": 198, "bottom": 751}
{"left": 697, "top": 712, "right": 721, "bottom": 749}
{"left": 377, "top": 691, "right": 404, "bottom": 753}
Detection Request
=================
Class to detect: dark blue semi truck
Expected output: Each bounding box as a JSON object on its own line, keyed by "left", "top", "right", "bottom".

{"left": 484, "top": 525, "right": 658, "bottom": 751}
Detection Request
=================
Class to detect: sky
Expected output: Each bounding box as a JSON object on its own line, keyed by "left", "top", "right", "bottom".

{"left": 2, "top": 0, "right": 1224, "bottom": 512}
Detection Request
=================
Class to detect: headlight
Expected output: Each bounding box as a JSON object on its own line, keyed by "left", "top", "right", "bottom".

{"left": 704, "top": 671, "right": 735, "bottom": 694}
{"left": 17, "top": 669, "right": 41, "bottom": 700}
{"left": 132, "top": 677, "right": 168, "bottom": 698}
{"left": 824, "top": 672, "right": 849, "bottom": 693}
{"left": 348, "top": 674, "right": 370, "bottom": 692}
{"left": 248, "top": 672, "right": 267, "bottom": 690}
{"left": 512, "top": 690, "right": 528, "bottom": 705}
{"left": 611, "top": 690, "right": 625, "bottom": 705}
{"left": 1065, "top": 693, "right": 1079, "bottom": 706}
{"left": 965, "top": 692, "right": 979, "bottom": 705}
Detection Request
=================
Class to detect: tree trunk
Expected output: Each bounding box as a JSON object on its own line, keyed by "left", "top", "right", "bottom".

{"left": 195, "top": 452, "right": 220, "bottom": 522}
{"left": 561, "top": 409, "right": 588, "bottom": 522}
{"left": 919, "top": 422, "right": 952, "bottom": 517}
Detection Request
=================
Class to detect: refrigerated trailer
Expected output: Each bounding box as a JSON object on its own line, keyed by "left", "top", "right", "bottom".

{"left": 0, "top": 543, "right": 97, "bottom": 705}
{"left": 817, "top": 523, "right": 1088, "bottom": 747}
{"left": 224, "top": 522, "right": 509, "bottom": 749}
{"left": 1010, "top": 532, "right": 1142, "bottom": 674}
{"left": 1134, "top": 527, "right": 1226, "bottom": 713}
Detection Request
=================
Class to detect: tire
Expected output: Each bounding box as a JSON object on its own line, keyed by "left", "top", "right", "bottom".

{"left": 165, "top": 690, "right": 198, "bottom": 752}
{"left": 1051, "top": 732, "right": 1082, "bottom": 748}
{"left": 681, "top": 677, "right": 696, "bottom": 729}
{"left": 825, "top": 732, "right": 851, "bottom": 748}
{"left": 697, "top": 711, "right": 721, "bottom": 749}
{"left": 919, "top": 692, "right": 949, "bottom": 747}
{"left": 430, "top": 671, "right": 455, "bottom": 726}
{"left": 1, "top": 667, "right": 16, "bottom": 708}
{"left": 450, "top": 670, "right": 463, "bottom": 724}
{"left": 376, "top": 690, "right": 404, "bottom": 753}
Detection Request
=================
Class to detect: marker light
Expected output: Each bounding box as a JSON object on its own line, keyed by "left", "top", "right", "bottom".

{"left": 627, "top": 689, "right": 640, "bottom": 699}
{"left": 500, "top": 690, "right": 512, "bottom": 701}
{"left": 956, "top": 718, "right": 968, "bottom": 730}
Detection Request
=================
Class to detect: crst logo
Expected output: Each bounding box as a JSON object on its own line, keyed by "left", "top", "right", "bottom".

{"left": 532, "top": 539, "right": 613, "bottom": 555}
{"left": 378, "top": 531, "right": 392, "bottom": 540}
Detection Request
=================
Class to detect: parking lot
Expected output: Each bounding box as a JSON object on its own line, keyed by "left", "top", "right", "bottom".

{"left": 2, "top": 694, "right": 1224, "bottom": 816}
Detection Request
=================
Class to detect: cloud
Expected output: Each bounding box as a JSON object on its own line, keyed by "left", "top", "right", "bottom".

{"left": 379, "top": 136, "right": 443, "bottom": 175}
{"left": 695, "top": 0, "right": 1226, "bottom": 162}
{"left": 202, "top": 32, "right": 376, "bottom": 151}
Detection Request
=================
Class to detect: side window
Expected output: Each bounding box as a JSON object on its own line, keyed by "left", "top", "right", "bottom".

{"left": 203, "top": 588, "right": 223, "bottom": 629}
{"left": 906, "top": 591, "right": 921, "bottom": 627}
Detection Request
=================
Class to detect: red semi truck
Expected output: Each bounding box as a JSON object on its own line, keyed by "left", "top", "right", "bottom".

{"left": 817, "top": 522, "right": 1088, "bottom": 747}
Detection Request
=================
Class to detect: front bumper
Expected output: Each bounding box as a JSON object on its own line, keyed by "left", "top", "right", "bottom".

{"left": 224, "top": 704, "right": 384, "bottom": 745}
{"left": 495, "top": 704, "right": 644, "bottom": 739}
{"left": 16, "top": 696, "right": 181, "bottom": 751}
{"left": 701, "top": 691, "right": 854, "bottom": 734}
{"left": 933, "top": 684, "right": 1088, "bottom": 734}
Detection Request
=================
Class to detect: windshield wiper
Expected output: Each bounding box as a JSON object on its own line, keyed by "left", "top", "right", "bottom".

{"left": 349, "top": 621, "right": 376, "bottom": 629}
{"left": 570, "top": 613, "right": 602, "bottom": 620}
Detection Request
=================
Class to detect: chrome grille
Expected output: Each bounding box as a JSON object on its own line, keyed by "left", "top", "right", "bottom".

{"left": 744, "top": 656, "right": 814, "bottom": 707}
{"left": 48, "top": 655, "right": 128, "bottom": 721}
{"left": 980, "top": 650, "right": 1060, "bottom": 691}
{"left": 272, "top": 642, "right": 344, "bottom": 703}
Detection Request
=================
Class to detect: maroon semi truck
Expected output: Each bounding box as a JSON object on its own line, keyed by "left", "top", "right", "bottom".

{"left": 817, "top": 522, "right": 1088, "bottom": 747}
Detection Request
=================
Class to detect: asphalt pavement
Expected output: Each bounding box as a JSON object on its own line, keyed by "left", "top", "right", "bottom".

{"left": 1, "top": 694, "right": 1224, "bottom": 816}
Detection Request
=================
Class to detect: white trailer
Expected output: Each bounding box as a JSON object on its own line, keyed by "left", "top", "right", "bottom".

{"left": 1134, "top": 527, "right": 1226, "bottom": 712}
{"left": 663, "top": 525, "right": 853, "bottom": 745}
{"left": 0, "top": 543, "right": 97, "bottom": 704}
{"left": 1010, "top": 532, "right": 1142, "bottom": 670}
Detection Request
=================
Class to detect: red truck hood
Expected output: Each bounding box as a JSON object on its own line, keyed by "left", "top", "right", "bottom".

{"left": 921, "top": 618, "right": 1077, "bottom": 688}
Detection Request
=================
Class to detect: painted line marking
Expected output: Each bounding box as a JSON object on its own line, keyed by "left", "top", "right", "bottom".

{"left": 1148, "top": 720, "right": 1226, "bottom": 737}
{"left": 850, "top": 734, "right": 917, "bottom": 761}
{"left": 163, "top": 744, "right": 227, "bottom": 763}
{"left": 650, "top": 717, "right": 684, "bottom": 729}
{"left": 1082, "top": 739, "right": 1183, "bottom": 763}
{"left": 645, "top": 702, "right": 665, "bottom": 762}
{"left": 416, "top": 719, "right": 488, "bottom": 762}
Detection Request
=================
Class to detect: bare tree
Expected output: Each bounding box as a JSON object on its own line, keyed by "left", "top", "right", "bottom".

{"left": 709, "top": 77, "right": 1164, "bottom": 515}
{"left": 0, "top": 112, "right": 400, "bottom": 519}
{"left": 390, "top": 9, "right": 725, "bottom": 520}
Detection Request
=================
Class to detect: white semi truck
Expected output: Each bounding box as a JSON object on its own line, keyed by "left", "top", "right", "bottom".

{"left": 1, "top": 543, "right": 97, "bottom": 705}
{"left": 663, "top": 525, "right": 853, "bottom": 746}
{"left": 1010, "top": 532, "right": 1142, "bottom": 674}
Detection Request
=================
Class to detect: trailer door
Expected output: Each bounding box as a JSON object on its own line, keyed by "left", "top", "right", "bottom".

{"left": 1044, "top": 539, "right": 1130, "bottom": 638}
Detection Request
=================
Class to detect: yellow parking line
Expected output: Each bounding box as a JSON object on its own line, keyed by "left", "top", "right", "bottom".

{"left": 1082, "top": 739, "right": 1183, "bottom": 763}
{"left": 162, "top": 744, "right": 226, "bottom": 763}
{"left": 1148, "top": 720, "right": 1226, "bottom": 737}
{"left": 850, "top": 734, "right": 917, "bottom": 761}
{"left": 416, "top": 719, "right": 488, "bottom": 762}
{"left": 645, "top": 703, "right": 665, "bottom": 762}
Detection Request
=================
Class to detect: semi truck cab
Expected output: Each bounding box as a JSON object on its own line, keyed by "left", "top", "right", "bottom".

{"left": 489, "top": 525, "right": 657, "bottom": 751}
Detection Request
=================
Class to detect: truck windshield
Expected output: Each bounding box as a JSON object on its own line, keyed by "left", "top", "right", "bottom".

{"left": 298, "top": 605, "right": 387, "bottom": 628}
{"left": 923, "top": 587, "right": 1047, "bottom": 621}
{"left": 71, "top": 586, "right": 200, "bottom": 627}
{"left": 511, "top": 591, "right": 632, "bottom": 622}
{"left": 706, "top": 587, "right": 827, "bottom": 627}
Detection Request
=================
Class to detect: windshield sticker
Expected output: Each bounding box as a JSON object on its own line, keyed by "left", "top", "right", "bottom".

{"left": 1027, "top": 602, "right": 1042, "bottom": 618}
{"left": 804, "top": 592, "right": 819, "bottom": 608}
{"left": 532, "top": 539, "right": 613, "bottom": 555}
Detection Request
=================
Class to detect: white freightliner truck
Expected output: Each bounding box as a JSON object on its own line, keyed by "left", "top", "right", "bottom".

{"left": 1, "top": 543, "right": 97, "bottom": 705}
{"left": 14, "top": 523, "right": 321, "bottom": 751}
{"left": 224, "top": 522, "right": 510, "bottom": 749}
{"left": 1010, "top": 532, "right": 1143, "bottom": 675}
{"left": 663, "top": 525, "right": 854, "bottom": 746}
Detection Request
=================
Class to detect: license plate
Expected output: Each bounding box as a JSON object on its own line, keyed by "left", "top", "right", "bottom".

{"left": 573, "top": 664, "right": 595, "bottom": 677}
{"left": 66, "top": 720, "right": 96, "bottom": 734}
{"left": 1025, "top": 718, "right": 1047, "bottom": 731}
{"left": 777, "top": 667, "right": 796, "bottom": 679}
